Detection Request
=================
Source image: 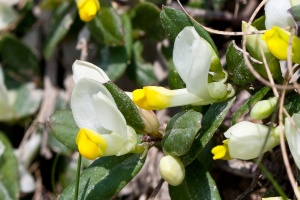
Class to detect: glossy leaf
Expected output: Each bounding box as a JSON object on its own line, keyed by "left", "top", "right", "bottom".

{"left": 285, "top": 93, "right": 300, "bottom": 115}
{"left": 49, "top": 109, "right": 79, "bottom": 151}
{"left": 232, "top": 87, "right": 270, "bottom": 125}
{"left": 126, "top": 41, "right": 157, "bottom": 86}
{"left": 226, "top": 41, "right": 255, "bottom": 86}
{"left": 43, "top": 1, "right": 77, "bottom": 59}
{"left": 105, "top": 82, "right": 145, "bottom": 132}
{"left": 160, "top": 6, "right": 218, "bottom": 55}
{"left": 181, "top": 97, "right": 235, "bottom": 165}
{"left": 0, "top": 133, "right": 19, "bottom": 200}
{"left": 130, "top": 2, "right": 164, "bottom": 41}
{"left": 60, "top": 154, "right": 145, "bottom": 199}
{"left": 162, "top": 110, "right": 202, "bottom": 156}
{"left": 96, "top": 14, "right": 132, "bottom": 81}
{"left": 88, "top": 0, "right": 124, "bottom": 46}
{"left": 169, "top": 159, "right": 221, "bottom": 200}
{"left": 0, "top": 34, "right": 39, "bottom": 87}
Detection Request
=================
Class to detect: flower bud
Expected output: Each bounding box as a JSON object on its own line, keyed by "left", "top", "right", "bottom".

{"left": 250, "top": 97, "right": 277, "bottom": 120}
{"left": 138, "top": 107, "right": 160, "bottom": 135}
{"left": 212, "top": 121, "right": 280, "bottom": 160}
{"left": 159, "top": 155, "right": 185, "bottom": 186}
{"left": 76, "top": 0, "right": 100, "bottom": 22}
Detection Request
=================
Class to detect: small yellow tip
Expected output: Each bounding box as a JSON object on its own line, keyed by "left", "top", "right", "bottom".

{"left": 211, "top": 140, "right": 231, "bottom": 160}
{"left": 132, "top": 86, "right": 171, "bottom": 110}
{"left": 76, "top": 128, "right": 107, "bottom": 160}
{"left": 77, "top": 0, "right": 100, "bottom": 22}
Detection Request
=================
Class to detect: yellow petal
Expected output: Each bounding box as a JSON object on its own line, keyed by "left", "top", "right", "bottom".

{"left": 211, "top": 140, "right": 231, "bottom": 160}
{"left": 132, "top": 86, "right": 171, "bottom": 110}
{"left": 262, "top": 26, "right": 300, "bottom": 64}
{"left": 76, "top": 128, "right": 107, "bottom": 160}
{"left": 77, "top": 0, "right": 100, "bottom": 22}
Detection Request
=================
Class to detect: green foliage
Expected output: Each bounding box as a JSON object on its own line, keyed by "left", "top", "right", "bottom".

{"left": 232, "top": 87, "right": 270, "bottom": 125}
{"left": 181, "top": 97, "right": 235, "bottom": 165}
{"left": 104, "top": 82, "right": 145, "bottom": 132}
{"left": 43, "top": 1, "right": 77, "bottom": 59}
{"left": 169, "top": 160, "right": 221, "bottom": 200}
{"left": 49, "top": 109, "right": 79, "bottom": 151}
{"left": 88, "top": 0, "right": 124, "bottom": 45}
{"left": 60, "top": 154, "right": 145, "bottom": 200}
{"left": 0, "top": 133, "right": 19, "bottom": 200}
{"left": 162, "top": 110, "right": 202, "bottom": 156}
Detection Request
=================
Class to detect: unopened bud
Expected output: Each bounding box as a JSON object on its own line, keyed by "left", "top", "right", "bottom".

{"left": 138, "top": 108, "right": 160, "bottom": 135}
{"left": 159, "top": 155, "right": 185, "bottom": 186}
{"left": 250, "top": 97, "right": 277, "bottom": 120}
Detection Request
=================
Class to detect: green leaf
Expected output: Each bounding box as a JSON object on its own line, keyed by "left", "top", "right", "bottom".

{"left": 252, "top": 16, "right": 266, "bottom": 30}
{"left": 226, "top": 41, "right": 255, "bottom": 86}
{"left": 160, "top": 6, "right": 218, "bottom": 55}
{"left": 0, "top": 34, "right": 39, "bottom": 87}
{"left": 126, "top": 41, "right": 157, "bottom": 86}
{"left": 162, "top": 110, "right": 202, "bottom": 156}
{"left": 285, "top": 93, "right": 300, "bottom": 115}
{"left": 88, "top": 0, "right": 124, "bottom": 46}
{"left": 181, "top": 97, "right": 235, "bottom": 165}
{"left": 168, "top": 68, "right": 185, "bottom": 90}
{"left": 130, "top": 2, "right": 164, "bottom": 41}
{"left": 232, "top": 87, "right": 270, "bottom": 125}
{"left": 49, "top": 109, "right": 79, "bottom": 151}
{"left": 96, "top": 14, "right": 132, "bottom": 81}
{"left": 43, "top": 1, "right": 77, "bottom": 59}
{"left": 60, "top": 154, "right": 145, "bottom": 199}
{"left": 11, "top": 83, "right": 43, "bottom": 120}
{"left": 104, "top": 82, "right": 145, "bottom": 132}
{"left": 169, "top": 159, "right": 221, "bottom": 200}
{"left": 0, "top": 133, "right": 19, "bottom": 200}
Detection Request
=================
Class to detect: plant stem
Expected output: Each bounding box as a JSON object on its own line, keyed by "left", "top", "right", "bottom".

{"left": 258, "top": 163, "right": 289, "bottom": 199}
{"left": 75, "top": 154, "right": 82, "bottom": 200}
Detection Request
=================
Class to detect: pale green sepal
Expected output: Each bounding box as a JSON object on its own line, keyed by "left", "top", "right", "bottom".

{"left": 207, "top": 82, "right": 227, "bottom": 99}
{"left": 250, "top": 97, "right": 277, "bottom": 120}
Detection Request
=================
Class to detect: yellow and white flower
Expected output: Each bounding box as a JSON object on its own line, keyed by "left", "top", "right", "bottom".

{"left": 285, "top": 113, "right": 300, "bottom": 169}
{"left": 71, "top": 60, "right": 137, "bottom": 160}
{"left": 262, "top": 26, "right": 300, "bottom": 64}
{"left": 76, "top": 0, "right": 100, "bottom": 22}
{"left": 132, "top": 26, "right": 234, "bottom": 110}
{"left": 212, "top": 121, "right": 280, "bottom": 160}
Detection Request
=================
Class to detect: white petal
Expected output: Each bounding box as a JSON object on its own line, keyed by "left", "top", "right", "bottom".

{"left": 285, "top": 114, "right": 300, "bottom": 169}
{"left": 71, "top": 78, "right": 112, "bottom": 134}
{"left": 224, "top": 121, "right": 269, "bottom": 138}
{"left": 92, "top": 90, "right": 127, "bottom": 139}
{"left": 265, "top": 0, "right": 294, "bottom": 29}
{"left": 72, "top": 60, "right": 110, "bottom": 84}
{"left": 173, "top": 26, "right": 213, "bottom": 101}
{"left": 102, "top": 133, "right": 123, "bottom": 156}
{"left": 116, "top": 126, "right": 137, "bottom": 156}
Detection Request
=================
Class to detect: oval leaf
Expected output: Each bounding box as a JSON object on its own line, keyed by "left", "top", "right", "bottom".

{"left": 60, "top": 154, "right": 145, "bottom": 199}
{"left": 49, "top": 109, "right": 79, "bottom": 150}
{"left": 0, "top": 133, "right": 19, "bottom": 200}
{"left": 181, "top": 97, "right": 235, "bottom": 165}
{"left": 162, "top": 110, "right": 202, "bottom": 156}
{"left": 169, "top": 160, "right": 221, "bottom": 200}
{"left": 88, "top": 0, "right": 124, "bottom": 46}
{"left": 160, "top": 6, "right": 218, "bottom": 55}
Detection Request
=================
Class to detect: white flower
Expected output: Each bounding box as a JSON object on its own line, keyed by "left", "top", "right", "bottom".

{"left": 265, "top": 0, "right": 294, "bottom": 29}
{"left": 285, "top": 113, "right": 300, "bottom": 169}
{"left": 212, "top": 121, "right": 280, "bottom": 160}
{"left": 159, "top": 155, "right": 185, "bottom": 186}
{"left": 132, "top": 27, "right": 233, "bottom": 110}
{"left": 71, "top": 60, "right": 137, "bottom": 160}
